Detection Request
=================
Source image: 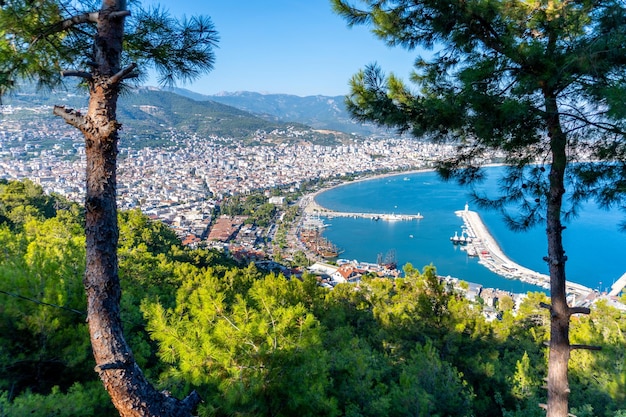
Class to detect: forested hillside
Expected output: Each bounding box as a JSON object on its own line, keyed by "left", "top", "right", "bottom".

{"left": 3, "top": 85, "right": 356, "bottom": 145}
{"left": 168, "top": 88, "right": 384, "bottom": 137}
{"left": 0, "top": 180, "right": 625, "bottom": 417}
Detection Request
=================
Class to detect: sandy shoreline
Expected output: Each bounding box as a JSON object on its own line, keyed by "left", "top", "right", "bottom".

{"left": 300, "top": 170, "right": 593, "bottom": 298}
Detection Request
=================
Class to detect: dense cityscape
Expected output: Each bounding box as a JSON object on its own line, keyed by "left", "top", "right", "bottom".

{"left": 2, "top": 100, "right": 624, "bottom": 306}
{"left": 1, "top": 101, "right": 461, "bottom": 240}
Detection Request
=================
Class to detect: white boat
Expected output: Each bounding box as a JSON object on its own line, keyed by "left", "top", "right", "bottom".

{"left": 382, "top": 213, "right": 403, "bottom": 221}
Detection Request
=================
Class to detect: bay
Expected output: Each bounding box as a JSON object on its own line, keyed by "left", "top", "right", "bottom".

{"left": 315, "top": 168, "right": 625, "bottom": 294}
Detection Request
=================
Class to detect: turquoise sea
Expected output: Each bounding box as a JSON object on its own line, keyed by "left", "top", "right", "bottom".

{"left": 315, "top": 168, "right": 625, "bottom": 294}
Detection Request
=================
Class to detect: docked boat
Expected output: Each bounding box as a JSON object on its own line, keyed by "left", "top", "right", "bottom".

{"left": 382, "top": 213, "right": 404, "bottom": 221}
{"left": 299, "top": 227, "right": 342, "bottom": 258}
{"left": 377, "top": 249, "right": 397, "bottom": 270}
{"left": 450, "top": 229, "right": 471, "bottom": 245}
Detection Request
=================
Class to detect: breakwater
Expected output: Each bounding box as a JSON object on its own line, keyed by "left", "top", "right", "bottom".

{"left": 302, "top": 194, "right": 423, "bottom": 221}
{"left": 307, "top": 168, "right": 624, "bottom": 293}
{"left": 455, "top": 209, "right": 592, "bottom": 298}
{"left": 325, "top": 212, "right": 423, "bottom": 221}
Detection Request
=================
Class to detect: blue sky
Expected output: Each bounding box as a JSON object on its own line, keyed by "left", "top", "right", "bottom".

{"left": 142, "top": 0, "right": 423, "bottom": 97}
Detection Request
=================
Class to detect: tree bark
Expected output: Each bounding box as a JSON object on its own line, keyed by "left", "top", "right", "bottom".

{"left": 55, "top": 1, "right": 201, "bottom": 415}
{"left": 544, "top": 93, "right": 570, "bottom": 417}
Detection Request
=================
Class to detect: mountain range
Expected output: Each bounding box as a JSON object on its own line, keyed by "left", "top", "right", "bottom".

{"left": 3, "top": 84, "right": 386, "bottom": 144}
{"left": 166, "top": 87, "right": 383, "bottom": 136}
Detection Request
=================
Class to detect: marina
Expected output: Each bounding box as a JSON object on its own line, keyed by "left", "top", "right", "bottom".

{"left": 303, "top": 196, "right": 587, "bottom": 294}
{"left": 308, "top": 168, "right": 624, "bottom": 295}
{"left": 454, "top": 207, "right": 593, "bottom": 299}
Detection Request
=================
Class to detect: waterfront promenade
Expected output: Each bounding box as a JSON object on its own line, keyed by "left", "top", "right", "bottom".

{"left": 456, "top": 209, "right": 593, "bottom": 298}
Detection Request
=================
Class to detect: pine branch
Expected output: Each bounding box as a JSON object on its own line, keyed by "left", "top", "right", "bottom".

{"left": 569, "top": 306, "right": 591, "bottom": 315}
{"left": 570, "top": 344, "right": 602, "bottom": 351}
{"left": 539, "top": 301, "right": 551, "bottom": 310}
{"left": 108, "top": 63, "right": 137, "bottom": 85}
{"left": 34, "top": 12, "right": 99, "bottom": 44}
{"left": 61, "top": 70, "right": 93, "bottom": 80}
{"left": 108, "top": 10, "right": 131, "bottom": 20}
{"left": 53, "top": 105, "right": 87, "bottom": 129}
{"left": 0, "top": 289, "right": 85, "bottom": 317}
{"left": 179, "top": 390, "right": 202, "bottom": 415}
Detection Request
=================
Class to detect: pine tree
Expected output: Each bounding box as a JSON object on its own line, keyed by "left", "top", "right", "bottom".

{"left": 332, "top": 1, "right": 626, "bottom": 416}
{"left": 1, "top": 0, "right": 217, "bottom": 415}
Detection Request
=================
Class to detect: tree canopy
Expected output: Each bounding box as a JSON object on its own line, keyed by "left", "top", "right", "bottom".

{"left": 332, "top": 0, "right": 626, "bottom": 220}
{"left": 0, "top": 180, "right": 625, "bottom": 416}
{"left": 0, "top": 0, "right": 218, "bottom": 97}
{"left": 2, "top": 0, "right": 219, "bottom": 415}
{"left": 332, "top": 0, "right": 626, "bottom": 416}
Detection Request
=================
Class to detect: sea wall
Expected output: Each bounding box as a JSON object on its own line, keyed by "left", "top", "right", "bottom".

{"left": 456, "top": 209, "right": 592, "bottom": 298}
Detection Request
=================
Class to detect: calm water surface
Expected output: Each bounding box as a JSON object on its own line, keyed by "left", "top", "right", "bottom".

{"left": 315, "top": 168, "right": 625, "bottom": 293}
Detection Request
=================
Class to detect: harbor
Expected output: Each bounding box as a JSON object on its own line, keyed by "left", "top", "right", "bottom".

{"left": 453, "top": 207, "right": 593, "bottom": 299}
{"left": 301, "top": 194, "right": 423, "bottom": 221}
{"left": 302, "top": 173, "right": 620, "bottom": 297}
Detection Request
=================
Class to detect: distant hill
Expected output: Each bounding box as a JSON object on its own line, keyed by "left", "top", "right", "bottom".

{"left": 118, "top": 88, "right": 310, "bottom": 139}
{"left": 3, "top": 86, "right": 356, "bottom": 145}
{"left": 167, "top": 88, "right": 385, "bottom": 136}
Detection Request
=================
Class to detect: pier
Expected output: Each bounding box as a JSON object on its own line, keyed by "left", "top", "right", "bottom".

{"left": 301, "top": 194, "right": 423, "bottom": 221}
{"left": 609, "top": 272, "right": 626, "bottom": 297}
{"left": 455, "top": 208, "right": 593, "bottom": 299}
{"left": 323, "top": 211, "right": 423, "bottom": 221}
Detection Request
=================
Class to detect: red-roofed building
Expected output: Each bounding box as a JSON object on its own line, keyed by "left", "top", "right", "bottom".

{"left": 332, "top": 265, "right": 363, "bottom": 284}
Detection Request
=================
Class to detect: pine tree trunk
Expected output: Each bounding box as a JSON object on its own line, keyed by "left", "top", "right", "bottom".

{"left": 56, "top": 1, "right": 201, "bottom": 415}
{"left": 544, "top": 95, "right": 570, "bottom": 417}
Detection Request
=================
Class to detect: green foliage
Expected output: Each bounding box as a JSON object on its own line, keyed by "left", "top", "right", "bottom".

{"left": 567, "top": 301, "right": 626, "bottom": 416}
{"left": 0, "top": 382, "right": 114, "bottom": 417}
{"left": 143, "top": 271, "right": 337, "bottom": 417}
{"left": 0, "top": 210, "right": 90, "bottom": 396}
{"left": 220, "top": 193, "right": 277, "bottom": 227}
{"left": 1, "top": 1, "right": 219, "bottom": 98}
{"left": 0, "top": 0, "right": 67, "bottom": 96}
{"left": 118, "top": 208, "right": 181, "bottom": 255}
{"left": 510, "top": 352, "right": 540, "bottom": 400}
{"left": 0, "top": 179, "right": 78, "bottom": 229}
{"left": 291, "top": 250, "right": 310, "bottom": 267}
{"left": 415, "top": 265, "right": 450, "bottom": 328}
{"left": 389, "top": 342, "right": 473, "bottom": 417}
{"left": 2, "top": 183, "right": 626, "bottom": 417}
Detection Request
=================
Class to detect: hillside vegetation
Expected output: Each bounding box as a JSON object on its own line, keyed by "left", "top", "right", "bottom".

{"left": 0, "top": 180, "right": 625, "bottom": 417}
{"left": 2, "top": 86, "right": 358, "bottom": 145}
{"left": 169, "top": 88, "right": 384, "bottom": 136}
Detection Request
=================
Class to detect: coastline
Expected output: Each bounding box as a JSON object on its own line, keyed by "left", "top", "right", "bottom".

{"left": 301, "top": 170, "right": 593, "bottom": 299}
{"left": 455, "top": 209, "right": 551, "bottom": 288}
{"left": 455, "top": 209, "right": 591, "bottom": 298}
{"left": 303, "top": 168, "right": 436, "bottom": 215}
